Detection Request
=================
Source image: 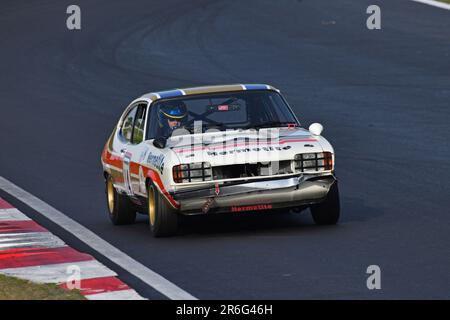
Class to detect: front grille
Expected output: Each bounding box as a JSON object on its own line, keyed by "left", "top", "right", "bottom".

{"left": 294, "top": 152, "right": 332, "bottom": 172}
{"left": 212, "top": 161, "right": 293, "bottom": 180}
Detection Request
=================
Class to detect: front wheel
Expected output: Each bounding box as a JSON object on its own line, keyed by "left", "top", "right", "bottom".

{"left": 106, "top": 176, "right": 136, "bottom": 225}
{"left": 147, "top": 183, "right": 178, "bottom": 237}
{"left": 310, "top": 182, "right": 340, "bottom": 225}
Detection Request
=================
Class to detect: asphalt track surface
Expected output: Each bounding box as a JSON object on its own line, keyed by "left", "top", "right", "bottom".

{"left": 0, "top": 0, "right": 449, "bottom": 299}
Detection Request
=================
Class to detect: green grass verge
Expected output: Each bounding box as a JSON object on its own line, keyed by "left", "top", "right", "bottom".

{"left": 0, "top": 274, "right": 86, "bottom": 300}
{"left": 437, "top": 0, "right": 450, "bottom": 4}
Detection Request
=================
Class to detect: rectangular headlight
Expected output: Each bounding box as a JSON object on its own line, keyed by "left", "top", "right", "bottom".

{"left": 294, "top": 152, "right": 333, "bottom": 172}
{"left": 189, "top": 163, "right": 203, "bottom": 170}
{"left": 173, "top": 162, "right": 212, "bottom": 183}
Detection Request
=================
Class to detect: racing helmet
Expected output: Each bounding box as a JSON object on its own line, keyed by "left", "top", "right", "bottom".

{"left": 158, "top": 101, "right": 188, "bottom": 133}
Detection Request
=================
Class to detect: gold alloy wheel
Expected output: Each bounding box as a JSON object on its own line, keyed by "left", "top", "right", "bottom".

{"left": 148, "top": 185, "right": 156, "bottom": 226}
{"left": 107, "top": 178, "right": 115, "bottom": 214}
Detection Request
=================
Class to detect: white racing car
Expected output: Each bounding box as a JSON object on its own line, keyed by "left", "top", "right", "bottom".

{"left": 101, "top": 84, "right": 339, "bottom": 236}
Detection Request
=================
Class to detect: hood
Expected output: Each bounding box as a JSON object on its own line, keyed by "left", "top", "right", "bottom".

{"left": 167, "top": 128, "right": 328, "bottom": 166}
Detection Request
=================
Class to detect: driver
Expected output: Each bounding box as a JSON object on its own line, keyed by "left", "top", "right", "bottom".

{"left": 158, "top": 101, "right": 188, "bottom": 137}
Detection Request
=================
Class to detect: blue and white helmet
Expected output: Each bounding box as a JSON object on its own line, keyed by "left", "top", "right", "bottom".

{"left": 158, "top": 101, "right": 188, "bottom": 133}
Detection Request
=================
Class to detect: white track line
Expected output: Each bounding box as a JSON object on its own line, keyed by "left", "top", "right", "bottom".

{"left": 0, "top": 260, "right": 116, "bottom": 283}
{"left": 86, "top": 289, "right": 146, "bottom": 300}
{"left": 0, "top": 208, "right": 31, "bottom": 221}
{"left": 0, "top": 176, "right": 197, "bottom": 300}
{"left": 411, "top": 0, "right": 450, "bottom": 10}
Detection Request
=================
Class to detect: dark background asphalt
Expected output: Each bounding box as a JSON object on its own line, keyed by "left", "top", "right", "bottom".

{"left": 0, "top": 0, "right": 449, "bottom": 299}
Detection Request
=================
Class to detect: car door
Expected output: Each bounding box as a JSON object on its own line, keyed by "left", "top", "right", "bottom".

{"left": 126, "top": 103, "right": 148, "bottom": 196}
{"left": 119, "top": 105, "right": 138, "bottom": 195}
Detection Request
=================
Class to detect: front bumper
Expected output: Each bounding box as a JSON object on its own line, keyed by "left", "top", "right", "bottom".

{"left": 170, "top": 174, "right": 337, "bottom": 214}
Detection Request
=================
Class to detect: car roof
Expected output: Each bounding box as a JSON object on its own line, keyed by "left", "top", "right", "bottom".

{"left": 140, "top": 84, "right": 279, "bottom": 102}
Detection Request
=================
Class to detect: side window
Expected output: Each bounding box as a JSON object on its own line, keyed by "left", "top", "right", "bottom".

{"left": 121, "top": 106, "right": 138, "bottom": 142}
{"left": 132, "top": 104, "right": 147, "bottom": 144}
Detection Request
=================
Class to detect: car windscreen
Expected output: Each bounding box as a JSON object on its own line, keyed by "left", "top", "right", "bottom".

{"left": 146, "top": 90, "right": 299, "bottom": 138}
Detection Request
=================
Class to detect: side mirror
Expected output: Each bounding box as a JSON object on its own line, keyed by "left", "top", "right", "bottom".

{"left": 153, "top": 137, "right": 167, "bottom": 149}
{"left": 309, "top": 123, "right": 323, "bottom": 136}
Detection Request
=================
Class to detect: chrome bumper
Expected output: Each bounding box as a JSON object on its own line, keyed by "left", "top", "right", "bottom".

{"left": 171, "top": 174, "right": 337, "bottom": 214}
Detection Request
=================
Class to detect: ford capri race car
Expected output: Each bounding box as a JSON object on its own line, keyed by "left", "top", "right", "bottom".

{"left": 101, "top": 84, "right": 340, "bottom": 237}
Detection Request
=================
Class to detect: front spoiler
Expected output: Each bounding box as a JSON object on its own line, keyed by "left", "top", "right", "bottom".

{"left": 170, "top": 174, "right": 337, "bottom": 214}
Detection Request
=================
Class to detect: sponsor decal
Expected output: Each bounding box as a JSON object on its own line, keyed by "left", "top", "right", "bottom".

{"left": 147, "top": 152, "right": 165, "bottom": 174}
{"left": 207, "top": 145, "right": 291, "bottom": 156}
{"left": 139, "top": 149, "right": 148, "bottom": 163}
{"left": 231, "top": 204, "right": 273, "bottom": 212}
{"left": 183, "top": 153, "right": 195, "bottom": 159}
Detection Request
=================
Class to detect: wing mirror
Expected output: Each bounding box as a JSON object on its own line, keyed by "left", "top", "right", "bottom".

{"left": 309, "top": 123, "right": 323, "bottom": 136}
{"left": 153, "top": 137, "right": 167, "bottom": 149}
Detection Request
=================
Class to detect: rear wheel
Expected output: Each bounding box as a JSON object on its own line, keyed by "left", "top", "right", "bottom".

{"left": 106, "top": 176, "right": 136, "bottom": 225}
{"left": 147, "top": 183, "right": 178, "bottom": 237}
{"left": 310, "top": 182, "right": 340, "bottom": 225}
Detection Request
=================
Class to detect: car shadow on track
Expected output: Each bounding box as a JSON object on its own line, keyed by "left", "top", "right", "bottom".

{"left": 132, "top": 196, "right": 382, "bottom": 237}
{"left": 132, "top": 209, "right": 318, "bottom": 237}
{"left": 178, "top": 210, "right": 315, "bottom": 237}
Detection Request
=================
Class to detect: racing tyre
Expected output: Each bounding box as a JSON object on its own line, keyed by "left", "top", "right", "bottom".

{"left": 147, "top": 182, "right": 178, "bottom": 237}
{"left": 310, "top": 182, "right": 340, "bottom": 225}
{"left": 106, "top": 176, "right": 136, "bottom": 225}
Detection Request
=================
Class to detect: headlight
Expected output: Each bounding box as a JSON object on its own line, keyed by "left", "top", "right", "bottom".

{"left": 173, "top": 162, "right": 212, "bottom": 183}
{"left": 294, "top": 152, "right": 333, "bottom": 172}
